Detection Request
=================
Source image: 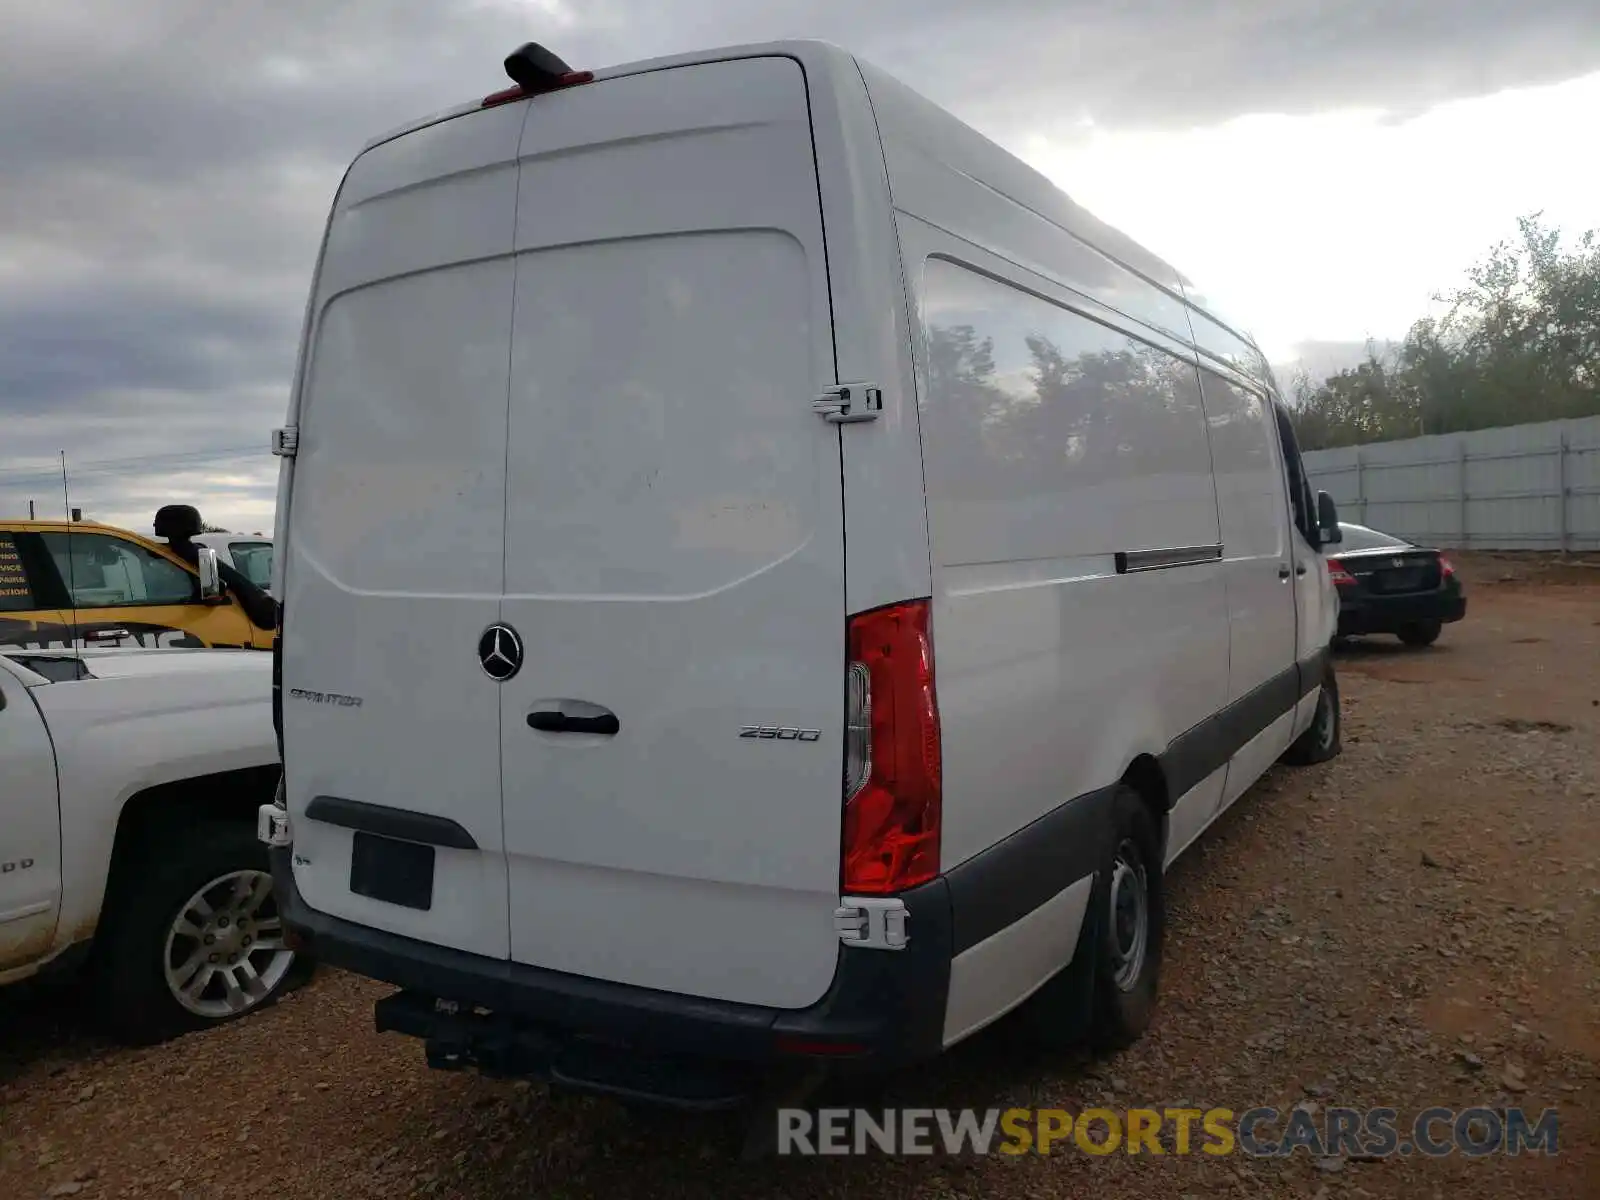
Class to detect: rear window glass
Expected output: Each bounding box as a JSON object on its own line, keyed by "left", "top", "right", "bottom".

{"left": 0, "top": 533, "right": 33, "bottom": 611}
{"left": 229, "top": 541, "right": 274, "bottom": 588}
{"left": 1338, "top": 523, "right": 1409, "bottom": 551}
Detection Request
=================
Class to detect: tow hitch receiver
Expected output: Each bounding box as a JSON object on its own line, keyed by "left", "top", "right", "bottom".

{"left": 372, "top": 990, "right": 756, "bottom": 1112}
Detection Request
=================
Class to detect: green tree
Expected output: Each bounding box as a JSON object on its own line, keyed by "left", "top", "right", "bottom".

{"left": 1291, "top": 215, "right": 1600, "bottom": 449}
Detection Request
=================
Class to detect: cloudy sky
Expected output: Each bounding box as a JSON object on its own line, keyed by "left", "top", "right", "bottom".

{"left": 3, "top": 0, "right": 1598, "bottom": 533}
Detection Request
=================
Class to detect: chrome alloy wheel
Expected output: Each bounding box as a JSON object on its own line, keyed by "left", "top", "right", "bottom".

{"left": 162, "top": 870, "right": 294, "bottom": 1019}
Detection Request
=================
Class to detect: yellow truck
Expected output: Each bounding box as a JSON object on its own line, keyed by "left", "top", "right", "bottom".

{"left": 0, "top": 517, "right": 274, "bottom": 651}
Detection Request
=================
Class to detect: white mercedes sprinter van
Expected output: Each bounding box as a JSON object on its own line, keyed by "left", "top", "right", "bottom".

{"left": 262, "top": 39, "right": 1345, "bottom": 1108}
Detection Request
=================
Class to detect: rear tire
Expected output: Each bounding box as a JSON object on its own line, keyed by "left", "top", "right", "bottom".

{"left": 92, "top": 821, "right": 305, "bottom": 1045}
{"left": 1013, "top": 784, "right": 1163, "bottom": 1055}
{"left": 1398, "top": 620, "right": 1442, "bottom": 647}
{"left": 1087, "top": 786, "right": 1164, "bottom": 1052}
{"left": 1284, "top": 658, "right": 1341, "bottom": 766}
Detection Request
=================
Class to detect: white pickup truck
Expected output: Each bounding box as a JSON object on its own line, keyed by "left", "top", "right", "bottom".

{"left": 1, "top": 646, "right": 298, "bottom": 1042}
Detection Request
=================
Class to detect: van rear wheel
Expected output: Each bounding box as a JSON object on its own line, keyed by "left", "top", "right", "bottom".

{"left": 1087, "top": 785, "right": 1164, "bottom": 1051}
{"left": 1284, "top": 658, "right": 1341, "bottom": 766}
{"left": 1016, "top": 784, "right": 1163, "bottom": 1053}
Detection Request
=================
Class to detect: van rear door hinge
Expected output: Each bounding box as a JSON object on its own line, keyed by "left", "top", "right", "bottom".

{"left": 271, "top": 426, "right": 299, "bottom": 457}
{"left": 835, "top": 896, "right": 909, "bottom": 950}
{"left": 257, "top": 801, "right": 292, "bottom": 848}
{"left": 813, "top": 384, "right": 882, "bottom": 425}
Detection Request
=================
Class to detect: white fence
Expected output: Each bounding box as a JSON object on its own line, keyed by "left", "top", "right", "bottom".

{"left": 1301, "top": 415, "right": 1600, "bottom": 552}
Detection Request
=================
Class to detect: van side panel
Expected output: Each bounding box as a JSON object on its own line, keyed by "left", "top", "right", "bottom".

{"left": 901, "top": 235, "right": 1230, "bottom": 1040}
{"left": 1196, "top": 363, "right": 1299, "bottom": 800}
{"left": 906, "top": 245, "right": 1230, "bottom": 872}
{"left": 278, "top": 104, "right": 527, "bottom": 959}
{"left": 864, "top": 60, "right": 1244, "bottom": 1036}
{"left": 858, "top": 62, "right": 1196, "bottom": 349}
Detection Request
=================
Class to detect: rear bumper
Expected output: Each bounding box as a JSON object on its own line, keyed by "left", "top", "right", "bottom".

{"left": 1336, "top": 589, "right": 1467, "bottom": 635}
{"left": 270, "top": 846, "right": 953, "bottom": 1104}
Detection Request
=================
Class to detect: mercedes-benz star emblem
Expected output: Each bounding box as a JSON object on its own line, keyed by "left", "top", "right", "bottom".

{"left": 478, "top": 623, "right": 524, "bottom": 682}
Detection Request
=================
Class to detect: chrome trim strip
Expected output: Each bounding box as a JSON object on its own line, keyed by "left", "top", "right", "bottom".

{"left": 1114, "top": 544, "right": 1224, "bottom": 574}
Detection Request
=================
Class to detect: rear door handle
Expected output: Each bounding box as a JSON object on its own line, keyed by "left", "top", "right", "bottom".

{"left": 87, "top": 628, "right": 131, "bottom": 640}
{"left": 527, "top": 710, "right": 619, "bottom": 736}
{"left": 1278, "top": 565, "right": 1292, "bottom": 581}
{"left": 1295, "top": 563, "right": 1308, "bottom": 577}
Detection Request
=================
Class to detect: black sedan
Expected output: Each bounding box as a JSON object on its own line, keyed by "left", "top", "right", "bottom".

{"left": 1327, "top": 522, "right": 1467, "bottom": 646}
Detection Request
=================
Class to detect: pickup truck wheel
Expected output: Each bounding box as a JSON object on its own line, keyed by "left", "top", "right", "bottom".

{"left": 96, "top": 821, "right": 300, "bottom": 1044}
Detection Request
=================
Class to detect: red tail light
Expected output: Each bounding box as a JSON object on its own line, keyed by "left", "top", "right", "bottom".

{"left": 1439, "top": 554, "right": 1455, "bottom": 579}
{"left": 842, "top": 600, "right": 942, "bottom": 894}
{"left": 1327, "top": 558, "right": 1356, "bottom": 587}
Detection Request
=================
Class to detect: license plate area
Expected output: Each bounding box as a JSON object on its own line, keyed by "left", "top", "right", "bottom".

{"left": 1371, "top": 568, "right": 1424, "bottom": 593}
{"left": 350, "top": 831, "right": 435, "bottom": 911}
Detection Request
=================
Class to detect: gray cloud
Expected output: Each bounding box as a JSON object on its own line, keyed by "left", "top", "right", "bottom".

{"left": 3, "top": 0, "right": 1598, "bottom": 529}
{"left": 0, "top": 289, "right": 291, "bottom": 405}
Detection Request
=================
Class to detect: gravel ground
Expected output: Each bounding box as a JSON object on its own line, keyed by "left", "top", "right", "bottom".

{"left": 3, "top": 552, "right": 1596, "bottom": 1199}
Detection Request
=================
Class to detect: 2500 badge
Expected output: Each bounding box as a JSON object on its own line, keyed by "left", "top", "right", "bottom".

{"left": 739, "top": 726, "right": 822, "bottom": 742}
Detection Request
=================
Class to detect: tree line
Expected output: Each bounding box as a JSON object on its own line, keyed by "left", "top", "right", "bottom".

{"left": 1287, "top": 214, "right": 1600, "bottom": 451}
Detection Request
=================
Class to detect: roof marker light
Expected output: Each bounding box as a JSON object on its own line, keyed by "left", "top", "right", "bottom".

{"left": 482, "top": 42, "right": 593, "bottom": 107}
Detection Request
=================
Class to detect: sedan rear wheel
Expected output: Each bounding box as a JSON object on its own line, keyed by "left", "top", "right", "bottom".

{"left": 1398, "top": 620, "right": 1442, "bottom": 647}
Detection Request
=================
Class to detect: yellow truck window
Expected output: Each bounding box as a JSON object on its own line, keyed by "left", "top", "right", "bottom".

{"left": 39, "top": 531, "right": 196, "bottom": 608}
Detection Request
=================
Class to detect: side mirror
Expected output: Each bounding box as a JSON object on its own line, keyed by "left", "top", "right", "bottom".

{"left": 1316, "top": 491, "right": 1342, "bottom": 547}
{"left": 196, "top": 546, "right": 223, "bottom": 600}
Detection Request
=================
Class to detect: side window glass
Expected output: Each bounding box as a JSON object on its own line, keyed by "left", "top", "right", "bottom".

{"left": 40, "top": 532, "right": 198, "bottom": 608}
{"left": 1272, "top": 405, "right": 1315, "bottom": 541}
{"left": 229, "top": 542, "right": 274, "bottom": 589}
{"left": 0, "top": 533, "right": 35, "bottom": 612}
{"left": 918, "top": 257, "right": 1220, "bottom": 563}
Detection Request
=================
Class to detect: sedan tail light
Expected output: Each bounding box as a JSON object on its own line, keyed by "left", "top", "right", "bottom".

{"left": 1327, "top": 558, "right": 1356, "bottom": 587}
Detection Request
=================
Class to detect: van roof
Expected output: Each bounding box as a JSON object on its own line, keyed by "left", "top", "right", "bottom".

{"left": 360, "top": 39, "right": 855, "bottom": 155}
{"left": 359, "top": 37, "right": 1269, "bottom": 377}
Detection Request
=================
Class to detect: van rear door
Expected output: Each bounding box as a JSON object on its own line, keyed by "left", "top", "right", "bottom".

{"left": 279, "top": 102, "right": 527, "bottom": 959}
{"left": 496, "top": 57, "right": 847, "bottom": 1010}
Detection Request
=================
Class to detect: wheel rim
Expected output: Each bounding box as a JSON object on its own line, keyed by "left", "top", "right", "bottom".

{"left": 1316, "top": 686, "right": 1337, "bottom": 751}
{"left": 1108, "top": 839, "right": 1149, "bottom": 991}
{"left": 163, "top": 869, "right": 295, "bottom": 1019}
